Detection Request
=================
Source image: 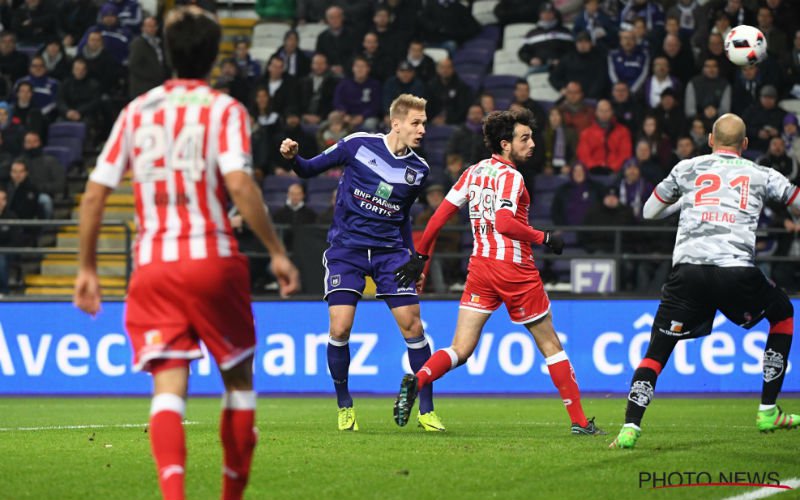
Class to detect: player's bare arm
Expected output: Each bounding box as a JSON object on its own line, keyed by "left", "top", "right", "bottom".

{"left": 224, "top": 171, "right": 300, "bottom": 297}
{"left": 74, "top": 180, "right": 113, "bottom": 316}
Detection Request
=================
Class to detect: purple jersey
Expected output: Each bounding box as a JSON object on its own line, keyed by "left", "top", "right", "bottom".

{"left": 293, "top": 132, "right": 429, "bottom": 249}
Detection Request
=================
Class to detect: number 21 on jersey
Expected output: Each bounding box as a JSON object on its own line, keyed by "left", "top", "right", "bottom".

{"left": 133, "top": 124, "right": 206, "bottom": 182}
{"left": 694, "top": 173, "right": 750, "bottom": 209}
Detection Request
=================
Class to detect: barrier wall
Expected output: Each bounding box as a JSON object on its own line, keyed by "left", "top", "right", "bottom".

{"left": 0, "top": 300, "right": 797, "bottom": 395}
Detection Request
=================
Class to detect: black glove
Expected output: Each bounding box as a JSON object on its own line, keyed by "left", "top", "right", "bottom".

{"left": 393, "top": 252, "right": 429, "bottom": 287}
{"left": 543, "top": 231, "right": 564, "bottom": 255}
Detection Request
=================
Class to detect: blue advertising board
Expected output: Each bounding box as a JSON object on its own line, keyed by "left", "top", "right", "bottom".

{"left": 0, "top": 300, "right": 797, "bottom": 395}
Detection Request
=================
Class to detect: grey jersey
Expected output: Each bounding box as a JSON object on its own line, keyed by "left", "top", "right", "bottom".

{"left": 654, "top": 151, "right": 799, "bottom": 267}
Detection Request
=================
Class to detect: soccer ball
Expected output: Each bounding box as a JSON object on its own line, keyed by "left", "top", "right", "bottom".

{"left": 724, "top": 25, "right": 767, "bottom": 66}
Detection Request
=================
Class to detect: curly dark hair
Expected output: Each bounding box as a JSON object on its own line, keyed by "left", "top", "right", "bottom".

{"left": 164, "top": 7, "right": 221, "bottom": 79}
{"left": 482, "top": 109, "right": 535, "bottom": 155}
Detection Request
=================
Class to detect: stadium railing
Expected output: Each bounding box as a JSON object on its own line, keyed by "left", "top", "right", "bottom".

{"left": 1, "top": 221, "right": 797, "bottom": 299}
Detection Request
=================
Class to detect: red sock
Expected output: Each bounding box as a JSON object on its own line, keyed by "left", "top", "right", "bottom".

{"left": 416, "top": 348, "right": 458, "bottom": 389}
{"left": 546, "top": 352, "right": 588, "bottom": 427}
{"left": 149, "top": 394, "right": 186, "bottom": 500}
{"left": 221, "top": 391, "right": 257, "bottom": 500}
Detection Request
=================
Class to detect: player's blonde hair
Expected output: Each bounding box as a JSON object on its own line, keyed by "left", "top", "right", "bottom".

{"left": 389, "top": 94, "right": 427, "bottom": 120}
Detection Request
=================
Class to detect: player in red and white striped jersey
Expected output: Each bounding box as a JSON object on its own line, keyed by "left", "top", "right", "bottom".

{"left": 73, "top": 8, "right": 299, "bottom": 500}
{"left": 392, "top": 110, "right": 603, "bottom": 435}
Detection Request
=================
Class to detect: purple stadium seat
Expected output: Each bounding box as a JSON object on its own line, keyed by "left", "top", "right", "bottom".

{"left": 42, "top": 146, "right": 72, "bottom": 169}
{"left": 533, "top": 174, "right": 568, "bottom": 192}
{"left": 49, "top": 121, "right": 87, "bottom": 143}
{"left": 476, "top": 24, "right": 501, "bottom": 44}
{"left": 262, "top": 175, "right": 299, "bottom": 194}
{"left": 462, "top": 38, "right": 498, "bottom": 52}
{"left": 453, "top": 48, "right": 492, "bottom": 67}
{"left": 482, "top": 74, "right": 519, "bottom": 93}
{"left": 531, "top": 191, "right": 555, "bottom": 218}
{"left": 307, "top": 176, "right": 339, "bottom": 194}
{"left": 459, "top": 73, "right": 483, "bottom": 91}
{"left": 46, "top": 136, "right": 82, "bottom": 165}
{"left": 494, "top": 97, "right": 512, "bottom": 110}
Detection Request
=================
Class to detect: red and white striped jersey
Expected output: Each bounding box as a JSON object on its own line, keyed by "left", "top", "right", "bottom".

{"left": 445, "top": 154, "right": 534, "bottom": 266}
{"left": 90, "top": 79, "right": 252, "bottom": 267}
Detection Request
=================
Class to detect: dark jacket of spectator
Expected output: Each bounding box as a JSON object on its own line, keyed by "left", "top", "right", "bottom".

{"left": 10, "top": 102, "right": 44, "bottom": 140}
{"left": 57, "top": 0, "right": 98, "bottom": 46}
{"left": 315, "top": 27, "right": 358, "bottom": 69}
{"left": 580, "top": 194, "right": 638, "bottom": 253}
{"left": 418, "top": 0, "right": 480, "bottom": 45}
{"left": 39, "top": 44, "right": 71, "bottom": 82}
{"left": 426, "top": 73, "right": 473, "bottom": 125}
{"left": 57, "top": 73, "right": 101, "bottom": 121}
{"left": 300, "top": 71, "right": 340, "bottom": 121}
{"left": 549, "top": 46, "right": 610, "bottom": 99}
{"left": 608, "top": 46, "right": 650, "bottom": 94}
{"left": 128, "top": 34, "right": 167, "bottom": 98}
{"left": 758, "top": 151, "right": 798, "bottom": 184}
{"left": 743, "top": 102, "right": 786, "bottom": 152}
{"left": 25, "top": 148, "right": 65, "bottom": 198}
{"left": 493, "top": 0, "right": 538, "bottom": 25}
{"left": 333, "top": 77, "right": 382, "bottom": 119}
{"left": 7, "top": 177, "right": 38, "bottom": 219}
{"left": 111, "top": 0, "right": 143, "bottom": 35}
{"left": 263, "top": 74, "right": 301, "bottom": 117}
{"left": 271, "top": 45, "right": 311, "bottom": 79}
{"left": 571, "top": 7, "right": 618, "bottom": 49}
{"left": 0, "top": 47, "right": 29, "bottom": 85}
{"left": 81, "top": 44, "right": 124, "bottom": 96}
{"left": 518, "top": 23, "right": 574, "bottom": 68}
{"left": 12, "top": 0, "right": 57, "bottom": 46}
{"left": 382, "top": 74, "right": 426, "bottom": 113}
{"left": 446, "top": 121, "right": 490, "bottom": 167}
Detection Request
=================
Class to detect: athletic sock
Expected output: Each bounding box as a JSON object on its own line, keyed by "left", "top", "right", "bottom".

{"left": 761, "top": 318, "right": 793, "bottom": 406}
{"left": 327, "top": 337, "right": 352, "bottom": 408}
{"left": 624, "top": 358, "right": 663, "bottom": 427}
{"left": 406, "top": 335, "right": 434, "bottom": 414}
{"left": 149, "top": 394, "right": 186, "bottom": 500}
{"left": 416, "top": 348, "right": 459, "bottom": 390}
{"left": 220, "top": 391, "right": 257, "bottom": 500}
{"left": 545, "top": 352, "right": 588, "bottom": 427}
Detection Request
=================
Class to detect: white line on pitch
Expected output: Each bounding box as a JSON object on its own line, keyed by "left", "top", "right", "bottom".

{"left": 722, "top": 478, "right": 800, "bottom": 500}
{"left": 0, "top": 421, "right": 200, "bottom": 432}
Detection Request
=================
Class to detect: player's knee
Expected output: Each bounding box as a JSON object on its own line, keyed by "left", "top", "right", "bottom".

{"left": 328, "top": 325, "right": 352, "bottom": 342}
{"left": 400, "top": 316, "right": 424, "bottom": 338}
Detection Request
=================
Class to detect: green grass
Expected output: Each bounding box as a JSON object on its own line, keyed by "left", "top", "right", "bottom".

{"left": 1, "top": 397, "right": 799, "bottom": 500}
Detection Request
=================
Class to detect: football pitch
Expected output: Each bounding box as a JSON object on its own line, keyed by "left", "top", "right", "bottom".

{"left": 1, "top": 396, "right": 798, "bottom": 500}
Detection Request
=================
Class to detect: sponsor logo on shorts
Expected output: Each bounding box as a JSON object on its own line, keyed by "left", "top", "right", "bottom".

{"left": 628, "top": 380, "right": 654, "bottom": 408}
{"left": 330, "top": 274, "right": 341, "bottom": 287}
{"left": 397, "top": 285, "right": 415, "bottom": 293}
{"left": 470, "top": 294, "right": 480, "bottom": 304}
{"left": 375, "top": 181, "right": 393, "bottom": 200}
{"left": 144, "top": 329, "right": 163, "bottom": 345}
{"left": 404, "top": 167, "right": 417, "bottom": 185}
{"left": 659, "top": 320, "right": 689, "bottom": 337}
{"left": 763, "top": 349, "right": 784, "bottom": 383}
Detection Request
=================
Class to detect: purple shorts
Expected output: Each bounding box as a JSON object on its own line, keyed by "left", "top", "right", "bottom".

{"left": 322, "top": 246, "right": 419, "bottom": 302}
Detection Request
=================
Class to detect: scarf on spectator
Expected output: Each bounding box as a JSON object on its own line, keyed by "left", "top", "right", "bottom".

{"left": 546, "top": 126, "right": 566, "bottom": 167}
{"left": 676, "top": 0, "right": 697, "bottom": 31}
{"left": 41, "top": 51, "right": 63, "bottom": 73}
{"left": 567, "top": 181, "right": 594, "bottom": 225}
{"left": 619, "top": 177, "right": 646, "bottom": 218}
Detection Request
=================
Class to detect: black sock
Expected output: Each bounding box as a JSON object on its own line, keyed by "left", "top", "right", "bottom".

{"left": 625, "top": 368, "right": 659, "bottom": 427}
{"left": 761, "top": 333, "right": 792, "bottom": 406}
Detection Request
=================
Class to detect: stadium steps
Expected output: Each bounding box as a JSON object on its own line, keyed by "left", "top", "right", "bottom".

{"left": 24, "top": 275, "right": 127, "bottom": 297}
{"left": 22, "top": 170, "right": 136, "bottom": 296}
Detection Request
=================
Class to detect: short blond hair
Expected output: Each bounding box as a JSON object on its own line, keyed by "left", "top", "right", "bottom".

{"left": 389, "top": 94, "right": 427, "bottom": 120}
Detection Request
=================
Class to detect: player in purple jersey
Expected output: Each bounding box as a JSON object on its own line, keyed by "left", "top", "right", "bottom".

{"left": 279, "top": 94, "right": 445, "bottom": 432}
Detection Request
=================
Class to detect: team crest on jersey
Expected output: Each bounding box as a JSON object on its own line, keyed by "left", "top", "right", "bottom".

{"left": 404, "top": 167, "right": 417, "bottom": 185}
{"left": 375, "top": 181, "right": 393, "bottom": 200}
{"left": 763, "top": 349, "right": 784, "bottom": 383}
{"left": 330, "top": 274, "right": 341, "bottom": 287}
